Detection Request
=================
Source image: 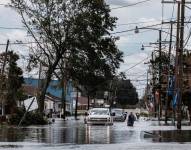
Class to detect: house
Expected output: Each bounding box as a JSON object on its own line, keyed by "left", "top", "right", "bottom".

{"left": 22, "top": 78, "right": 73, "bottom": 115}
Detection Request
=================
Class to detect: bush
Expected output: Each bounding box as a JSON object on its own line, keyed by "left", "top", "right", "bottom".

{"left": 9, "top": 108, "right": 48, "bottom": 126}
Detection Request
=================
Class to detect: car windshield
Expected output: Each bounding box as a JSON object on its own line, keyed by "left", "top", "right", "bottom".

{"left": 90, "top": 109, "right": 109, "bottom": 115}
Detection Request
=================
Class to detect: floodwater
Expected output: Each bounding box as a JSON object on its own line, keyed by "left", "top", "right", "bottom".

{"left": 1, "top": 117, "right": 191, "bottom": 149}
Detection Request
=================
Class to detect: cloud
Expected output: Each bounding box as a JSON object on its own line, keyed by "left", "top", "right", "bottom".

{"left": 106, "top": 0, "right": 129, "bottom": 6}
{"left": 119, "top": 52, "right": 149, "bottom": 97}
{"left": 120, "top": 52, "right": 149, "bottom": 75}
{"left": 6, "top": 30, "right": 27, "bottom": 41}
{"left": 116, "top": 36, "right": 129, "bottom": 45}
{"left": 0, "top": 0, "right": 10, "bottom": 4}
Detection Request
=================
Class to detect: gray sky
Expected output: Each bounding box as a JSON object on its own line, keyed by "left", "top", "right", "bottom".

{"left": 0, "top": 0, "right": 191, "bottom": 97}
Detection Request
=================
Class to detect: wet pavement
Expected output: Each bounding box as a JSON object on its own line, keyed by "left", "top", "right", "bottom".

{"left": 1, "top": 117, "right": 191, "bottom": 149}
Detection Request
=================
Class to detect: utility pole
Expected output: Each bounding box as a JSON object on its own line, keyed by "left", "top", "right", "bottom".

{"left": 152, "top": 52, "right": 157, "bottom": 117}
{"left": 173, "top": 2, "right": 181, "bottom": 126}
{"left": 158, "top": 30, "right": 162, "bottom": 122}
{"left": 162, "top": 0, "right": 187, "bottom": 129}
{"left": 147, "top": 69, "right": 149, "bottom": 101}
{"left": 1, "top": 39, "right": 9, "bottom": 116}
{"left": 177, "top": 0, "right": 185, "bottom": 130}
{"left": 165, "top": 21, "right": 173, "bottom": 124}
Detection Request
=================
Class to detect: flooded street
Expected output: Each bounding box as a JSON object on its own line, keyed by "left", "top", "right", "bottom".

{"left": 1, "top": 117, "right": 191, "bottom": 149}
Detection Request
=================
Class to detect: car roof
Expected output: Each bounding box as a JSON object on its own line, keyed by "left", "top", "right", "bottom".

{"left": 90, "top": 108, "right": 109, "bottom": 110}
{"left": 112, "top": 108, "right": 123, "bottom": 110}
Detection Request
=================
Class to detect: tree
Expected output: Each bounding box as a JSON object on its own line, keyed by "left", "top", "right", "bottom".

{"left": 115, "top": 79, "right": 138, "bottom": 107}
{"left": 11, "top": 0, "right": 123, "bottom": 113}
{"left": 65, "top": 0, "right": 123, "bottom": 109}
{"left": 0, "top": 51, "right": 24, "bottom": 114}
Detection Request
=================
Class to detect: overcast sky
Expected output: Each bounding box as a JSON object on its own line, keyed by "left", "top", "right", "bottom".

{"left": 0, "top": 0, "right": 191, "bottom": 98}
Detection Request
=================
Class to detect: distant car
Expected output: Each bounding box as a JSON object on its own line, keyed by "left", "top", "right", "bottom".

{"left": 111, "top": 108, "right": 126, "bottom": 122}
{"left": 84, "top": 108, "right": 113, "bottom": 125}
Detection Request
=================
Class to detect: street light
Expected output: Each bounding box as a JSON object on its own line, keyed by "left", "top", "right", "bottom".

{"left": 135, "top": 26, "right": 162, "bottom": 122}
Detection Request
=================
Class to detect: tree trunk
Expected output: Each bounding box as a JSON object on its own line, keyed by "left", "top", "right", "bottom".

{"left": 38, "top": 66, "right": 54, "bottom": 114}
{"left": 38, "top": 56, "right": 62, "bottom": 114}
{"left": 87, "top": 94, "right": 90, "bottom": 110}
{"left": 75, "top": 88, "right": 79, "bottom": 120}
{"left": 38, "top": 76, "right": 51, "bottom": 114}
{"left": 188, "top": 105, "right": 191, "bottom": 125}
{"left": 61, "top": 79, "right": 66, "bottom": 120}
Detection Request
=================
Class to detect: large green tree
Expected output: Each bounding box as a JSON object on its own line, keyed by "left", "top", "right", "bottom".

{"left": 0, "top": 51, "right": 24, "bottom": 114}
{"left": 11, "top": 0, "right": 123, "bottom": 114}
{"left": 115, "top": 79, "right": 138, "bottom": 107}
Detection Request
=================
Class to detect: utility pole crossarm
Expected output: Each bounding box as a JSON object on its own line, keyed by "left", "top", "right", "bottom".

{"left": 162, "top": 0, "right": 191, "bottom": 4}
{"left": 162, "top": 21, "right": 191, "bottom": 24}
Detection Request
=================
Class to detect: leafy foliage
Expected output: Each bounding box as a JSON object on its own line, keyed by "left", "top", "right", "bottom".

{"left": 115, "top": 79, "right": 138, "bottom": 106}
{"left": 0, "top": 51, "right": 24, "bottom": 114}
{"left": 9, "top": 108, "right": 47, "bottom": 125}
{"left": 11, "top": 0, "right": 123, "bottom": 113}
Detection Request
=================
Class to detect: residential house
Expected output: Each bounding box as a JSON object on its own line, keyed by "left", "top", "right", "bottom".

{"left": 22, "top": 78, "right": 73, "bottom": 115}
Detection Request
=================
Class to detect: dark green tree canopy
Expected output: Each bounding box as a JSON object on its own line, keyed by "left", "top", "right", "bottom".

{"left": 116, "top": 79, "right": 138, "bottom": 106}
{"left": 0, "top": 51, "right": 24, "bottom": 113}
{"left": 11, "top": 0, "right": 123, "bottom": 113}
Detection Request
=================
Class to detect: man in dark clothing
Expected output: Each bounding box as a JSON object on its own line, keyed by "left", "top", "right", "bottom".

{"left": 127, "top": 112, "right": 135, "bottom": 126}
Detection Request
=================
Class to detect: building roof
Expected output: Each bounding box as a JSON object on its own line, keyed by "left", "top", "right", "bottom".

{"left": 22, "top": 84, "right": 38, "bottom": 96}
{"left": 24, "top": 78, "right": 62, "bottom": 98}
{"left": 78, "top": 96, "right": 88, "bottom": 105}
{"left": 24, "top": 78, "right": 73, "bottom": 102}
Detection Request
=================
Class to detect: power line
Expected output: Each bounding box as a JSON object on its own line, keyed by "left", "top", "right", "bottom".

{"left": 163, "top": 1, "right": 176, "bottom": 41}
{"left": 0, "top": 41, "right": 37, "bottom": 46}
{"left": 116, "top": 16, "right": 181, "bottom": 26}
{"left": 111, "top": 23, "right": 163, "bottom": 34}
{"left": 111, "top": 0, "right": 152, "bottom": 10}
{"left": 0, "top": 26, "right": 25, "bottom": 30}
{"left": 123, "top": 57, "right": 150, "bottom": 73}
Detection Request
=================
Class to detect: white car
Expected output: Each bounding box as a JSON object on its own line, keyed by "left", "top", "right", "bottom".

{"left": 111, "top": 108, "right": 126, "bottom": 122}
{"left": 84, "top": 108, "right": 113, "bottom": 125}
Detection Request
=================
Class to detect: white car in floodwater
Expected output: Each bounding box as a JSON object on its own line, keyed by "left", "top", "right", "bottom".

{"left": 84, "top": 108, "right": 114, "bottom": 125}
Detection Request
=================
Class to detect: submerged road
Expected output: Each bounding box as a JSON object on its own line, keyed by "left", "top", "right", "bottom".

{"left": 1, "top": 117, "right": 191, "bottom": 149}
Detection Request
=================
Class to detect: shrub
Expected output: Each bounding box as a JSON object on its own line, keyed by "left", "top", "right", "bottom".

{"left": 9, "top": 108, "right": 47, "bottom": 126}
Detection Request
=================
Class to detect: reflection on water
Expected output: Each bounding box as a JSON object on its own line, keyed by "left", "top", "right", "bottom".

{"left": 85, "top": 125, "right": 111, "bottom": 144}
{"left": 1, "top": 119, "right": 191, "bottom": 145}
{"left": 0, "top": 119, "right": 140, "bottom": 144}
{"left": 143, "top": 130, "right": 191, "bottom": 143}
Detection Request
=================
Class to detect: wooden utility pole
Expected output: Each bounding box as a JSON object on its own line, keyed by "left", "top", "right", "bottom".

{"left": 165, "top": 21, "right": 173, "bottom": 124}
{"left": 158, "top": 30, "right": 162, "bottom": 122}
{"left": 173, "top": 2, "right": 181, "bottom": 126}
{"left": 152, "top": 52, "right": 157, "bottom": 117}
{"left": 177, "top": 0, "right": 185, "bottom": 130}
{"left": 1, "top": 39, "right": 9, "bottom": 116}
{"left": 162, "top": 0, "right": 189, "bottom": 128}
{"left": 1, "top": 40, "right": 9, "bottom": 75}
{"left": 146, "top": 69, "right": 149, "bottom": 101}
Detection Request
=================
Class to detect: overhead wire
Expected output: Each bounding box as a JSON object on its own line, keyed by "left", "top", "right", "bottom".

{"left": 111, "top": 23, "right": 163, "bottom": 35}
{"left": 123, "top": 57, "right": 150, "bottom": 73}
{"left": 111, "top": 0, "right": 152, "bottom": 10}
{"left": 116, "top": 16, "right": 180, "bottom": 27}
{"left": 0, "top": 26, "right": 25, "bottom": 30}
{"left": 163, "top": 1, "right": 176, "bottom": 41}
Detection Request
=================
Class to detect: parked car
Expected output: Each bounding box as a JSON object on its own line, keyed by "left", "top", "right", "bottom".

{"left": 111, "top": 108, "right": 126, "bottom": 122}
{"left": 84, "top": 108, "right": 114, "bottom": 125}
